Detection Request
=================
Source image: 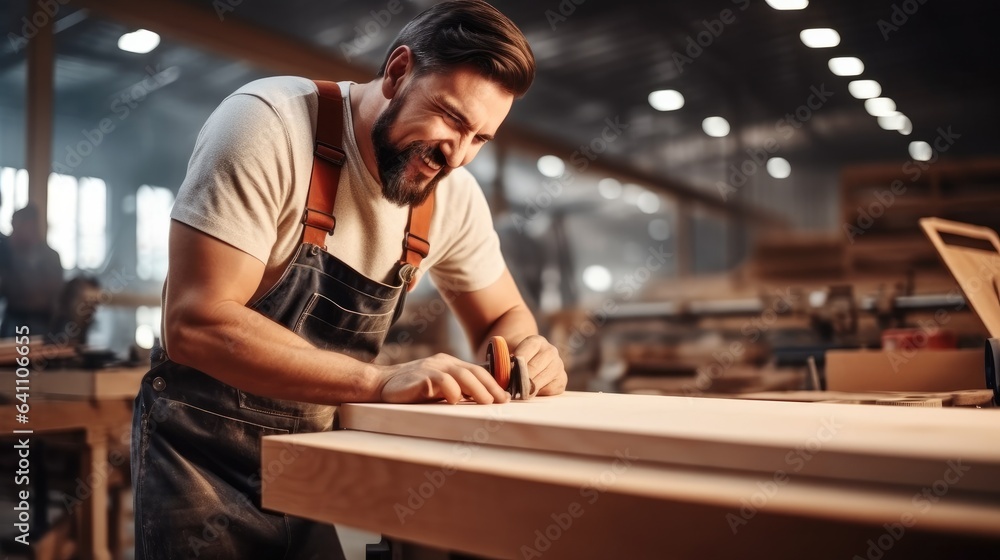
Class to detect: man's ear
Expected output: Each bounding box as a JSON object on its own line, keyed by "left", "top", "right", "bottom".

{"left": 381, "top": 45, "right": 414, "bottom": 99}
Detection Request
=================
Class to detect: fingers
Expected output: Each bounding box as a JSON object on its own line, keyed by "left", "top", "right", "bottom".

{"left": 513, "top": 335, "right": 567, "bottom": 396}
{"left": 455, "top": 361, "right": 511, "bottom": 404}
{"left": 443, "top": 363, "right": 508, "bottom": 404}
{"left": 381, "top": 354, "right": 510, "bottom": 405}
{"left": 433, "top": 370, "right": 465, "bottom": 404}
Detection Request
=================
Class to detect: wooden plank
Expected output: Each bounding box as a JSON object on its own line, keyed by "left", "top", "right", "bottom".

{"left": 262, "top": 430, "right": 1000, "bottom": 560}
{"left": 825, "top": 349, "right": 984, "bottom": 392}
{"left": 736, "top": 389, "right": 995, "bottom": 407}
{"left": 340, "top": 391, "right": 1000, "bottom": 495}
{"left": 0, "top": 367, "right": 146, "bottom": 400}
{"left": 0, "top": 337, "right": 77, "bottom": 365}
{"left": 920, "top": 217, "right": 1000, "bottom": 338}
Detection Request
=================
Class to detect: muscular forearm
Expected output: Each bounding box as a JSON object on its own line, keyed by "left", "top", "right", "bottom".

{"left": 167, "top": 301, "right": 382, "bottom": 405}
{"left": 473, "top": 303, "right": 538, "bottom": 357}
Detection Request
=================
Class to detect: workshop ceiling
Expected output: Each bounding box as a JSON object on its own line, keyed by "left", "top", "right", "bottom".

{"left": 0, "top": 0, "right": 998, "bottom": 224}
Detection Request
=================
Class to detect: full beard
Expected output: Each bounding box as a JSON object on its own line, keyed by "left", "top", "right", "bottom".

{"left": 371, "top": 95, "right": 450, "bottom": 207}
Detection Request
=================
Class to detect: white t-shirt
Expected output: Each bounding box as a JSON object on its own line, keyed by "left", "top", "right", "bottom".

{"left": 171, "top": 76, "right": 505, "bottom": 296}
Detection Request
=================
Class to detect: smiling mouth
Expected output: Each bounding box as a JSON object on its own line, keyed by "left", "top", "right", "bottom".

{"left": 421, "top": 153, "right": 442, "bottom": 171}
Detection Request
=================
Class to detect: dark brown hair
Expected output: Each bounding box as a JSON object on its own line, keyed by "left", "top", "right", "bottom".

{"left": 377, "top": 0, "right": 535, "bottom": 97}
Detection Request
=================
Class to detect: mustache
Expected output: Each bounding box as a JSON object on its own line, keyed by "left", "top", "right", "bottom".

{"left": 393, "top": 142, "right": 447, "bottom": 170}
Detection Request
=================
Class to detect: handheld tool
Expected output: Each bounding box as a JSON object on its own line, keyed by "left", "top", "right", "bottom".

{"left": 483, "top": 336, "right": 537, "bottom": 400}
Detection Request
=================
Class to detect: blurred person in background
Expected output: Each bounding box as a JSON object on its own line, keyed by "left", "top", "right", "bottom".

{"left": 0, "top": 204, "right": 64, "bottom": 338}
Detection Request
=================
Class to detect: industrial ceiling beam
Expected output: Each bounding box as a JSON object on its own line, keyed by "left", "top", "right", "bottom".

{"left": 499, "top": 126, "right": 784, "bottom": 225}
{"left": 76, "top": 0, "right": 783, "bottom": 225}
{"left": 75, "top": 0, "right": 371, "bottom": 83}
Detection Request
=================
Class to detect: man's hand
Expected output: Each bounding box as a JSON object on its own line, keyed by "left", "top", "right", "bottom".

{"left": 513, "top": 335, "right": 567, "bottom": 396}
{"left": 378, "top": 353, "right": 511, "bottom": 404}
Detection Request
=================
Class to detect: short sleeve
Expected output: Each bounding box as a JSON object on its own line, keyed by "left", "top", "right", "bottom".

{"left": 171, "top": 93, "right": 293, "bottom": 264}
{"left": 427, "top": 173, "right": 505, "bottom": 293}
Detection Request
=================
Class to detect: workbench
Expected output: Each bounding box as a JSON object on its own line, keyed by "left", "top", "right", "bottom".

{"left": 0, "top": 366, "right": 145, "bottom": 560}
{"left": 262, "top": 391, "right": 1000, "bottom": 559}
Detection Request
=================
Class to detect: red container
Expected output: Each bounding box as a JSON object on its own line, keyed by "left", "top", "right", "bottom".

{"left": 882, "top": 328, "right": 958, "bottom": 351}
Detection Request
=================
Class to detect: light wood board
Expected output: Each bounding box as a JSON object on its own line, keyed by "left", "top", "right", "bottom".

{"left": 340, "top": 391, "right": 1000, "bottom": 495}
{"left": 0, "top": 366, "right": 145, "bottom": 400}
{"left": 825, "top": 348, "right": 984, "bottom": 392}
{"left": 920, "top": 217, "right": 1000, "bottom": 337}
{"left": 262, "top": 430, "right": 1000, "bottom": 560}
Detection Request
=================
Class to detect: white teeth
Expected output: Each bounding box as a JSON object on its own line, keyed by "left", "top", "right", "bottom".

{"left": 422, "top": 154, "right": 441, "bottom": 170}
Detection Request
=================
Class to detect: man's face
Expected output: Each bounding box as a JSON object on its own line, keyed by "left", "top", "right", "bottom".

{"left": 371, "top": 65, "right": 514, "bottom": 206}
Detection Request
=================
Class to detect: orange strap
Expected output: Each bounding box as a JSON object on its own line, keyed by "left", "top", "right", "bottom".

{"left": 303, "top": 81, "right": 435, "bottom": 290}
{"left": 302, "top": 81, "right": 346, "bottom": 247}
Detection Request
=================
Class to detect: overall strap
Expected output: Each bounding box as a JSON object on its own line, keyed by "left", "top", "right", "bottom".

{"left": 401, "top": 193, "right": 435, "bottom": 290}
{"left": 302, "top": 81, "right": 346, "bottom": 248}
{"left": 305, "top": 80, "right": 435, "bottom": 290}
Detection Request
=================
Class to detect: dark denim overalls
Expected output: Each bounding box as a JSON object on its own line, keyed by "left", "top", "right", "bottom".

{"left": 131, "top": 82, "right": 434, "bottom": 559}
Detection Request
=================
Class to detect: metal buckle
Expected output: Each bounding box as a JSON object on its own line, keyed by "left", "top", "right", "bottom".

{"left": 301, "top": 208, "right": 336, "bottom": 235}
{"left": 399, "top": 263, "right": 418, "bottom": 284}
{"left": 314, "top": 142, "right": 346, "bottom": 166}
{"left": 403, "top": 233, "right": 430, "bottom": 258}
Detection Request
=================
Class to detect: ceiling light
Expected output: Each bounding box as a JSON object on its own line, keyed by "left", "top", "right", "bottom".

{"left": 800, "top": 28, "right": 840, "bottom": 48}
{"left": 765, "top": 0, "right": 809, "bottom": 9}
{"left": 766, "top": 157, "right": 792, "bottom": 179}
{"left": 648, "top": 218, "right": 671, "bottom": 241}
{"left": 636, "top": 192, "right": 661, "bottom": 214}
{"left": 623, "top": 183, "right": 644, "bottom": 205}
{"left": 702, "top": 116, "right": 731, "bottom": 138}
{"left": 848, "top": 80, "right": 882, "bottom": 99}
{"left": 909, "top": 141, "right": 932, "bottom": 162}
{"left": 648, "top": 89, "right": 685, "bottom": 112}
{"left": 898, "top": 117, "right": 913, "bottom": 136}
{"left": 537, "top": 155, "right": 565, "bottom": 178}
{"left": 598, "top": 178, "right": 622, "bottom": 199}
{"left": 828, "top": 57, "right": 864, "bottom": 76}
{"left": 877, "top": 113, "right": 908, "bottom": 131}
{"left": 864, "top": 97, "right": 897, "bottom": 117}
{"left": 582, "top": 265, "right": 613, "bottom": 292}
{"left": 118, "top": 29, "right": 160, "bottom": 54}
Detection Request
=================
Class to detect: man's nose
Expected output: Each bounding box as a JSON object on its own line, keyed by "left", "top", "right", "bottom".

{"left": 439, "top": 134, "right": 473, "bottom": 168}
